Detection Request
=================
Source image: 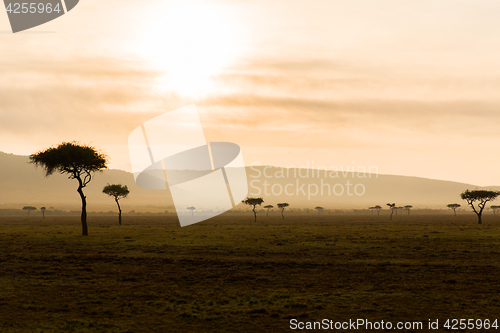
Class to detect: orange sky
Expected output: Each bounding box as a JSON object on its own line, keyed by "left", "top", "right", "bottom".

{"left": 1, "top": 0, "right": 500, "bottom": 186}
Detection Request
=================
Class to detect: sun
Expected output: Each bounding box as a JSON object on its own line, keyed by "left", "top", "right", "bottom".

{"left": 136, "top": 0, "right": 245, "bottom": 97}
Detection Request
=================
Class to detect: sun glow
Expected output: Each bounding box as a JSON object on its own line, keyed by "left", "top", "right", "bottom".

{"left": 137, "top": 0, "right": 245, "bottom": 97}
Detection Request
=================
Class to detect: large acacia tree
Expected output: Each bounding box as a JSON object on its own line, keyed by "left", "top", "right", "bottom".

{"left": 387, "top": 203, "right": 396, "bottom": 220}
{"left": 460, "top": 189, "right": 500, "bottom": 224}
{"left": 103, "top": 184, "right": 129, "bottom": 225}
{"left": 242, "top": 197, "right": 264, "bottom": 222}
{"left": 30, "top": 142, "right": 108, "bottom": 235}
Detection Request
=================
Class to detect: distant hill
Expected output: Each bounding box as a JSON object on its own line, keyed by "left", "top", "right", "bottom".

{"left": 0, "top": 151, "right": 498, "bottom": 212}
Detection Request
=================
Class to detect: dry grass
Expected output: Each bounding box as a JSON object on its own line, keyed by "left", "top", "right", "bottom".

{"left": 0, "top": 213, "right": 499, "bottom": 332}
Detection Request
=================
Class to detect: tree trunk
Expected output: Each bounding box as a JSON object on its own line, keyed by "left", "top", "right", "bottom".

{"left": 267, "top": 209, "right": 269, "bottom": 217}
{"left": 407, "top": 210, "right": 410, "bottom": 216}
{"left": 253, "top": 206, "right": 257, "bottom": 222}
{"left": 115, "top": 198, "right": 122, "bottom": 225}
{"left": 281, "top": 209, "right": 284, "bottom": 220}
{"left": 390, "top": 210, "right": 393, "bottom": 220}
{"left": 77, "top": 185, "right": 88, "bottom": 236}
{"left": 454, "top": 209, "right": 457, "bottom": 217}
{"left": 478, "top": 213, "right": 482, "bottom": 224}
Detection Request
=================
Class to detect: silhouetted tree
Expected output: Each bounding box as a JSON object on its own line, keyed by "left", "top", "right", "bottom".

{"left": 103, "top": 184, "right": 129, "bottom": 225}
{"left": 491, "top": 205, "right": 500, "bottom": 215}
{"left": 447, "top": 203, "right": 461, "bottom": 216}
{"left": 187, "top": 206, "right": 196, "bottom": 216}
{"left": 374, "top": 205, "right": 382, "bottom": 216}
{"left": 387, "top": 203, "right": 396, "bottom": 220}
{"left": 404, "top": 205, "right": 413, "bottom": 216}
{"left": 40, "top": 206, "right": 46, "bottom": 219}
{"left": 242, "top": 197, "right": 264, "bottom": 222}
{"left": 369, "top": 206, "right": 376, "bottom": 215}
{"left": 460, "top": 189, "right": 500, "bottom": 224}
{"left": 315, "top": 206, "right": 324, "bottom": 215}
{"left": 30, "top": 142, "right": 108, "bottom": 236}
{"left": 22, "top": 206, "right": 36, "bottom": 216}
{"left": 278, "top": 203, "right": 289, "bottom": 220}
{"left": 264, "top": 205, "right": 273, "bottom": 217}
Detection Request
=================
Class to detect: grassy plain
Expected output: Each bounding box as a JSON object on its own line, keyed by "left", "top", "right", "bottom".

{"left": 0, "top": 213, "right": 499, "bottom": 332}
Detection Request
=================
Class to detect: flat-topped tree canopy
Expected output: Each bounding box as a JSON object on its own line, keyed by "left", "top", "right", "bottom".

{"left": 30, "top": 142, "right": 108, "bottom": 184}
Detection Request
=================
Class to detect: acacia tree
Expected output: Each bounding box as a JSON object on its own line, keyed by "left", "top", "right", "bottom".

{"left": 22, "top": 206, "right": 36, "bottom": 216}
{"left": 103, "top": 184, "right": 129, "bottom": 225}
{"left": 30, "top": 142, "right": 108, "bottom": 236}
{"left": 387, "top": 203, "right": 396, "bottom": 220}
{"left": 460, "top": 189, "right": 500, "bottom": 224}
{"left": 40, "top": 207, "right": 46, "bottom": 219}
{"left": 264, "top": 205, "right": 273, "bottom": 217}
{"left": 491, "top": 205, "right": 500, "bottom": 215}
{"left": 187, "top": 206, "right": 196, "bottom": 216}
{"left": 278, "top": 203, "right": 289, "bottom": 220}
{"left": 242, "top": 197, "right": 264, "bottom": 222}
{"left": 447, "top": 203, "right": 461, "bottom": 216}
{"left": 374, "top": 205, "right": 382, "bottom": 216}
{"left": 404, "top": 205, "right": 413, "bottom": 216}
{"left": 315, "top": 206, "right": 324, "bottom": 215}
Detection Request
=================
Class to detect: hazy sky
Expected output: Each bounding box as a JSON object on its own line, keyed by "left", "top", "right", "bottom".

{"left": 1, "top": 0, "right": 500, "bottom": 186}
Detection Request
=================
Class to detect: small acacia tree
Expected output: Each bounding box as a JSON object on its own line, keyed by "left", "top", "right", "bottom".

{"left": 187, "top": 206, "right": 196, "bottom": 216}
{"left": 30, "top": 142, "right": 108, "bottom": 236}
{"left": 460, "top": 189, "right": 500, "bottom": 224}
{"left": 264, "top": 205, "right": 273, "bottom": 217}
{"left": 40, "top": 206, "right": 46, "bottom": 219}
{"left": 22, "top": 206, "right": 36, "bottom": 216}
{"left": 447, "top": 203, "right": 461, "bottom": 216}
{"left": 374, "top": 205, "right": 382, "bottom": 216}
{"left": 103, "top": 184, "right": 129, "bottom": 225}
{"left": 315, "top": 206, "right": 324, "bottom": 215}
{"left": 404, "top": 205, "right": 413, "bottom": 216}
{"left": 387, "top": 203, "right": 396, "bottom": 220}
{"left": 278, "top": 203, "right": 289, "bottom": 220}
{"left": 491, "top": 205, "right": 500, "bottom": 215}
{"left": 242, "top": 197, "right": 264, "bottom": 222}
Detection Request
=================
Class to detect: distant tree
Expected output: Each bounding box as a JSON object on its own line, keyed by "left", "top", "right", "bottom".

{"left": 397, "top": 206, "right": 404, "bottom": 215}
{"left": 387, "top": 203, "right": 396, "bottom": 220}
{"left": 374, "top": 205, "right": 382, "bottom": 216}
{"left": 447, "top": 203, "right": 461, "bottom": 216}
{"left": 30, "top": 142, "right": 108, "bottom": 236}
{"left": 22, "top": 206, "right": 36, "bottom": 216}
{"left": 277, "top": 203, "right": 289, "bottom": 220}
{"left": 242, "top": 197, "right": 264, "bottom": 222}
{"left": 264, "top": 205, "right": 273, "bottom": 217}
{"left": 315, "top": 206, "right": 324, "bottom": 215}
{"left": 369, "top": 206, "right": 376, "bottom": 215}
{"left": 102, "top": 184, "right": 130, "bottom": 225}
{"left": 491, "top": 205, "right": 500, "bottom": 215}
{"left": 40, "top": 206, "right": 46, "bottom": 219}
{"left": 404, "top": 205, "right": 413, "bottom": 216}
{"left": 187, "top": 206, "right": 196, "bottom": 216}
{"left": 460, "top": 189, "right": 500, "bottom": 224}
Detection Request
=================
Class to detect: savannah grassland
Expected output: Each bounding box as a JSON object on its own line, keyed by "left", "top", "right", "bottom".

{"left": 0, "top": 213, "right": 499, "bottom": 332}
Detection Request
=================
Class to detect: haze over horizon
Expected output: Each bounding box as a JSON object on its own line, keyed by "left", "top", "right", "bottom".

{"left": 1, "top": 0, "right": 500, "bottom": 186}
